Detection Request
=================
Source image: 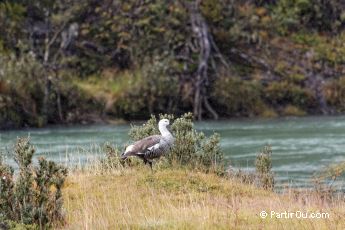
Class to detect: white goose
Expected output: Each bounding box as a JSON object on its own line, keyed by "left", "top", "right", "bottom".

{"left": 121, "top": 119, "right": 174, "bottom": 168}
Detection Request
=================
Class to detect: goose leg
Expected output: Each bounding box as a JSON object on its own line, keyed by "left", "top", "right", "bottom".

{"left": 141, "top": 157, "right": 149, "bottom": 166}
{"left": 143, "top": 158, "right": 153, "bottom": 170}
{"left": 148, "top": 161, "right": 153, "bottom": 170}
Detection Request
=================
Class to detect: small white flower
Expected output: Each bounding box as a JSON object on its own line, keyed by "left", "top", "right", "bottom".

{"left": 2, "top": 176, "right": 6, "bottom": 180}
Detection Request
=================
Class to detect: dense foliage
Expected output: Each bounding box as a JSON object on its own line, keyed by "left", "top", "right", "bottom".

{"left": 0, "top": 0, "right": 345, "bottom": 128}
{"left": 0, "top": 138, "right": 68, "bottom": 229}
{"left": 129, "top": 113, "right": 223, "bottom": 172}
{"left": 105, "top": 113, "right": 224, "bottom": 173}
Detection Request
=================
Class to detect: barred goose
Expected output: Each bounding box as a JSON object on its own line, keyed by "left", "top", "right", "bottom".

{"left": 121, "top": 119, "right": 174, "bottom": 168}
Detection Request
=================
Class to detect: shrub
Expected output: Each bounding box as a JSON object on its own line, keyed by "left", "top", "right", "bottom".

{"left": 324, "top": 77, "right": 345, "bottom": 112}
{"left": 272, "top": 0, "right": 311, "bottom": 34}
{"left": 255, "top": 145, "right": 274, "bottom": 190}
{"left": 115, "top": 57, "right": 179, "bottom": 119}
{"left": 0, "top": 154, "right": 15, "bottom": 222}
{"left": 282, "top": 105, "right": 306, "bottom": 116}
{"left": 0, "top": 53, "right": 45, "bottom": 127}
{"left": 264, "top": 81, "right": 315, "bottom": 109}
{"left": 212, "top": 77, "right": 264, "bottom": 117}
{"left": 227, "top": 146, "right": 275, "bottom": 189}
{"left": 272, "top": 0, "right": 345, "bottom": 34}
{"left": 312, "top": 161, "right": 345, "bottom": 202}
{"left": 128, "top": 113, "right": 224, "bottom": 173}
{"left": 100, "top": 143, "right": 142, "bottom": 170}
{"left": 102, "top": 143, "right": 122, "bottom": 168}
{"left": 0, "top": 137, "right": 67, "bottom": 228}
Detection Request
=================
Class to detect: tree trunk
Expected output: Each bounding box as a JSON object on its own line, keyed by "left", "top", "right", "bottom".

{"left": 42, "top": 43, "right": 50, "bottom": 125}
{"left": 57, "top": 90, "right": 63, "bottom": 122}
{"left": 55, "top": 73, "right": 63, "bottom": 122}
{"left": 189, "top": 0, "right": 218, "bottom": 120}
{"left": 42, "top": 10, "right": 51, "bottom": 125}
{"left": 42, "top": 75, "right": 51, "bottom": 124}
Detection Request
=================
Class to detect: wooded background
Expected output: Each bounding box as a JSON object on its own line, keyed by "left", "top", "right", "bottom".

{"left": 0, "top": 0, "right": 344, "bottom": 128}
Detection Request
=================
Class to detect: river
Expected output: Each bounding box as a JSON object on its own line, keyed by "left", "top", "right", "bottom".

{"left": 1, "top": 116, "right": 344, "bottom": 189}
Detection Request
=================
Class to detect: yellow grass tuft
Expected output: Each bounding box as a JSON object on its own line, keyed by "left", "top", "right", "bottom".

{"left": 62, "top": 167, "right": 345, "bottom": 229}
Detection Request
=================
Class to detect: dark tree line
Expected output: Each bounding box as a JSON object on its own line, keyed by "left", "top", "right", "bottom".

{"left": 0, "top": 0, "right": 344, "bottom": 127}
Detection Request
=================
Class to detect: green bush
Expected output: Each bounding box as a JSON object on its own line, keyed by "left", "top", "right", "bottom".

{"left": 282, "top": 105, "right": 306, "bottom": 116}
{"left": 212, "top": 76, "right": 264, "bottom": 117}
{"left": 313, "top": 161, "right": 345, "bottom": 200}
{"left": 272, "top": 0, "right": 344, "bottom": 34}
{"left": 115, "top": 57, "right": 179, "bottom": 119}
{"left": 272, "top": 0, "right": 310, "bottom": 34}
{"left": 264, "top": 81, "right": 315, "bottom": 109}
{"left": 0, "top": 138, "right": 67, "bottom": 228}
{"left": 0, "top": 53, "right": 45, "bottom": 127}
{"left": 0, "top": 53, "right": 98, "bottom": 127}
{"left": 128, "top": 113, "right": 224, "bottom": 173}
{"left": 255, "top": 146, "right": 274, "bottom": 190}
{"left": 324, "top": 77, "right": 345, "bottom": 112}
{"left": 100, "top": 143, "right": 142, "bottom": 170}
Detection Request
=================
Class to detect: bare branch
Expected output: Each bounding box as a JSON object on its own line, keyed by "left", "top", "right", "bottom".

{"left": 48, "top": 21, "right": 68, "bottom": 48}
{"left": 204, "top": 97, "right": 219, "bottom": 120}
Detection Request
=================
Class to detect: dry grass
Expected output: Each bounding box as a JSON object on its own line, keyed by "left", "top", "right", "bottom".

{"left": 62, "top": 167, "right": 345, "bottom": 230}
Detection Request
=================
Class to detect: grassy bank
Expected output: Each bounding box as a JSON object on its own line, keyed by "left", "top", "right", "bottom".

{"left": 62, "top": 167, "right": 345, "bottom": 229}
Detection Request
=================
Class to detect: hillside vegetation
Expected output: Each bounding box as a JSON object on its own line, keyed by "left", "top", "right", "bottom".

{"left": 0, "top": 0, "right": 345, "bottom": 128}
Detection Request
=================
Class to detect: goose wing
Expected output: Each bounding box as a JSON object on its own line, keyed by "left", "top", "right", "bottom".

{"left": 133, "top": 135, "right": 161, "bottom": 153}
{"left": 123, "top": 135, "right": 161, "bottom": 157}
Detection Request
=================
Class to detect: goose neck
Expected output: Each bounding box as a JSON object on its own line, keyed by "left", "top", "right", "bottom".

{"left": 159, "top": 125, "right": 171, "bottom": 137}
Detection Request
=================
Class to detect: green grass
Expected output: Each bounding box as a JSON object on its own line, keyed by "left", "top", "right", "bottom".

{"left": 74, "top": 69, "right": 140, "bottom": 101}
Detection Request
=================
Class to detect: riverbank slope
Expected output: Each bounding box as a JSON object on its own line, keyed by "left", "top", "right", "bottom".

{"left": 62, "top": 167, "right": 345, "bottom": 229}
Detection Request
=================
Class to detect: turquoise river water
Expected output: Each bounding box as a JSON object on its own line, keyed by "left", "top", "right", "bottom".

{"left": 1, "top": 116, "right": 344, "bottom": 189}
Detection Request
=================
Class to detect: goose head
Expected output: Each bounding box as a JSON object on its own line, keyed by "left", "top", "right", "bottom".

{"left": 159, "top": 119, "right": 170, "bottom": 127}
{"left": 158, "top": 119, "right": 172, "bottom": 137}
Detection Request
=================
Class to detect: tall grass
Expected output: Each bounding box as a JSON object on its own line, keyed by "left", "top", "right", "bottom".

{"left": 63, "top": 166, "right": 345, "bottom": 229}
